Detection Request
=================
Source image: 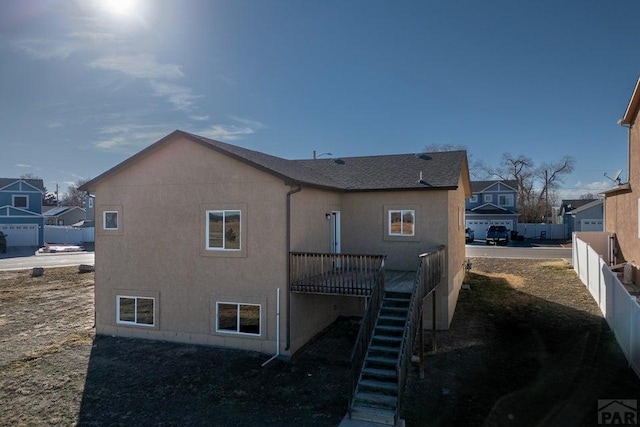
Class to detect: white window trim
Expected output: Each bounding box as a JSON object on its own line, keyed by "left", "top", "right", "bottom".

{"left": 484, "top": 194, "right": 493, "bottom": 203}
{"left": 206, "top": 210, "right": 242, "bottom": 251}
{"left": 103, "top": 211, "right": 118, "bottom": 230}
{"left": 116, "top": 295, "right": 155, "bottom": 327}
{"left": 388, "top": 209, "right": 416, "bottom": 236}
{"left": 469, "top": 195, "right": 478, "bottom": 203}
{"left": 12, "top": 195, "right": 28, "bottom": 209}
{"left": 498, "top": 194, "right": 514, "bottom": 207}
{"left": 216, "top": 302, "right": 261, "bottom": 336}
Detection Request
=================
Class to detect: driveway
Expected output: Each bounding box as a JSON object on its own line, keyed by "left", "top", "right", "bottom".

{"left": 466, "top": 239, "right": 572, "bottom": 261}
{"left": 0, "top": 248, "right": 95, "bottom": 271}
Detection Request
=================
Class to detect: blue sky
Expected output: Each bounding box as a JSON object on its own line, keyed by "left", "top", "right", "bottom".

{"left": 1, "top": 0, "right": 639, "bottom": 199}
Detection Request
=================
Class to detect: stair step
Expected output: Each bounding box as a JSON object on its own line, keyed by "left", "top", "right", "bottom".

{"left": 362, "top": 367, "right": 397, "bottom": 379}
{"left": 366, "top": 356, "right": 397, "bottom": 366}
{"left": 379, "top": 314, "right": 406, "bottom": 322}
{"left": 376, "top": 325, "right": 404, "bottom": 333}
{"left": 359, "top": 379, "right": 399, "bottom": 392}
{"left": 369, "top": 344, "right": 399, "bottom": 354}
{"left": 373, "top": 335, "right": 402, "bottom": 343}
{"left": 354, "top": 391, "right": 398, "bottom": 410}
{"left": 350, "top": 405, "right": 396, "bottom": 426}
{"left": 381, "top": 306, "right": 409, "bottom": 314}
{"left": 383, "top": 297, "right": 410, "bottom": 304}
{"left": 384, "top": 291, "right": 412, "bottom": 299}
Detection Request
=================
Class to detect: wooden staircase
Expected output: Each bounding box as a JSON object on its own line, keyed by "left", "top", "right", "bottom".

{"left": 350, "top": 290, "right": 412, "bottom": 426}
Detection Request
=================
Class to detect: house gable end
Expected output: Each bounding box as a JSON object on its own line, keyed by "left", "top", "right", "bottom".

{"left": 0, "top": 205, "right": 42, "bottom": 217}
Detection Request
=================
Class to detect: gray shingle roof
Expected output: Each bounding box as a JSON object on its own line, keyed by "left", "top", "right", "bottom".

{"left": 82, "top": 130, "right": 468, "bottom": 192}
{"left": 0, "top": 178, "right": 45, "bottom": 192}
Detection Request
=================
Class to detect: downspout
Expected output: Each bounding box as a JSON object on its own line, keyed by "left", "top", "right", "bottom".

{"left": 285, "top": 184, "right": 302, "bottom": 351}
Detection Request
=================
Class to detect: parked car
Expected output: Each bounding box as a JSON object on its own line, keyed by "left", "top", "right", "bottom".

{"left": 486, "top": 225, "right": 509, "bottom": 245}
{"left": 465, "top": 228, "right": 474, "bottom": 243}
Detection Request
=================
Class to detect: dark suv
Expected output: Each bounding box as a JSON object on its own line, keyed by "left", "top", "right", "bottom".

{"left": 486, "top": 225, "right": 509, "bottom": 245}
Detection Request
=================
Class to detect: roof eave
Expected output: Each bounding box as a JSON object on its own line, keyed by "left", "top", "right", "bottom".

{"left": 620, "top": 76, "right": 640, "bottom": 126}
{"left": 599, "top": 183, "right": 631, "bottom": 197}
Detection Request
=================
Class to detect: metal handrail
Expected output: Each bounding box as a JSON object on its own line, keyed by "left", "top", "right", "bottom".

{"left": 395, "top": 246, "right": 445, "bottom": 422}
{"left": 348, "top": 258, "right": 385, "bottom": 416}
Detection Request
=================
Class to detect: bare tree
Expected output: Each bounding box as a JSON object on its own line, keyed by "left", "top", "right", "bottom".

{"left": 483, "top": 153, "right": 575, "bottom": 223}
{"left": 423, "top": 143, "right": 487, "bottom": 180}
{"left": 62, "top": 178, "right": 90, "bottom": 207}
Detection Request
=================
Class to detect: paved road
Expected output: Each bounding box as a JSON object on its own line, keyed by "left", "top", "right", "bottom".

{"left": 466, "top": 242, "right": 572, "bottom": 260}
{"left": 0, "top": 252, "right": 95, "bottom": 271}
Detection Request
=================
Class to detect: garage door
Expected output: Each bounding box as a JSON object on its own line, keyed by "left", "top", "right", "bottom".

{"left": 465, "top": 220, "right": 489, "bottom": 239}
{"left": 0, "top": 224, "right": 38, "bottom": 246}
{"left": 580, "top": 219, "right": 603, "bottom": 232}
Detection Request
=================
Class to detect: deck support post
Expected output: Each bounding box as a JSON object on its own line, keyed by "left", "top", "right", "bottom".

{"left": 432, "top": 288, "right": 437, "bottom": 352}
{"left": 419, "top": 311, "right": 425, "bottom": 379}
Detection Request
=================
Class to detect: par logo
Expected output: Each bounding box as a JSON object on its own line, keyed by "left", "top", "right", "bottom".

{"left": 598, "top": 400, "right": 637, "bottom": 425}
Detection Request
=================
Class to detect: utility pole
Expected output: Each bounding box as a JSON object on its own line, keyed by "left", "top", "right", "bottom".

{"left": 55, "top": 183, "right": 59, "bottom": 206}
{"left": 544, "top": 170, "right": 549, "bottom": 223}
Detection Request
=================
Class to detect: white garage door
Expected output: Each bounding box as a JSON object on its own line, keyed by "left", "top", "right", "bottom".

{"left": 580, "top": 219, "right": 603, "bottom": 232}
{"left": 465, "top": 220, "right": 490, "bottom": 238}
{"left": 0, "top": 224, "right": 38, "bottom": 246}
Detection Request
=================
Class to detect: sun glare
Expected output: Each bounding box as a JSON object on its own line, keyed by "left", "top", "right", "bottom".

{"left": 100, "top": 0, "right": 137, "bottom": 17}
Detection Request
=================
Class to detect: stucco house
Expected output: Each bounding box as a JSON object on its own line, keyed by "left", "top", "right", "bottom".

{"left": 0, "top": 178, "right": 45, "bottom": 247}
{"left": 558, "top": 198, "right": 604, "bottom": 235}
{"left": 43, "top": 205, "right": 87, "bottom": 226}
{"left": 465, "top": 180, "right": 518, "bottom": 238}
{"left": 602, "top": 75, "right": 640, "bottom": 273}
{"left": 81, "top": 129, "right": 470, "bottom": 351}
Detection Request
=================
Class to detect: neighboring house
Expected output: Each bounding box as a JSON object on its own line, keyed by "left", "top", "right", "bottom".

{"left": 558, "top": 198, "right": 604, "bottom": 235}
{"left": 80, "top": 130, "right": 471, "bottom": 358}
{"left": 602, "top": 75, "right": 640, "bottom": 270}
{"left": 0, "top": 178, "right": 45, "bottom": 247}
{"left": 83, "top": 193, "right": 95, "bottom": 222}
{"left": 465, "top": 180, "right": 519, "bottom": 238}
{"left": 42, "top": 205, "right": 87, "bottom": 226}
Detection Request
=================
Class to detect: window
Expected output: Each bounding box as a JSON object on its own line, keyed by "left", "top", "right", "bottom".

{"left": 88, "top": 198, "right": 94, "bottom": 208}
{"left": 117, "top": 296, "right": 154, "bottom": 326}
{"left": 12, "top": 195, "right": 28, "bottom": 209}
{"left": 498, "top": 194, "right": 514, "bottom": 206}
{"left": 103, "top": 211, "right": 118, "bottom": 230}
{"left": 388, "top": 210, "right": 415, "bottom": 236}
{"left": 206, "top": 210, "right": 241, "bottom": 250}
{"left": 469, "top": 195, "right": 478, "bottom": 203}
{"left": 484, "top": 194, "right": 493, "bottom": 203}
{"left": 216, "top": 302, "right": 260, "bottom": 335}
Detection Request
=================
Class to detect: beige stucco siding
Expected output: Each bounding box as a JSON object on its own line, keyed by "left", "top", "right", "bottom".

{"left": 340, "top": 191, "right": 449, "bottom": 270}
{"left": 288, "top": 187, "right": 363, "bottom": 354}
{"left": 94, "top": 137, "right": 289, "bottom": 354}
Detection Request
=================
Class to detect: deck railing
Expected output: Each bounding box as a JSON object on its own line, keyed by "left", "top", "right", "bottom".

{"left": 348, "top": 260, "right": 385, "bottom": 417}
{"left": 396, "top": 245, "right": 446, "bottom": 421}
{"left": 290, "top": 252, "right": 386, "bottom": 296}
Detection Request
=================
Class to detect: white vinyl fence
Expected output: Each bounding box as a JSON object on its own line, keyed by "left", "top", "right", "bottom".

{"left": 573, "top": 232, "right": 640, "bottom": 376}
{"left": 517, "top": 223, "right": 567, "bottom": 239}
{"left": 44, "top": 226, "right": 94, "bottom": 245}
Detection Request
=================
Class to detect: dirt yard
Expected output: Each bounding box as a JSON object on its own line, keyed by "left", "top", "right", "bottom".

{"left": 1, "top": 259, "right": 639, "bottom": 426}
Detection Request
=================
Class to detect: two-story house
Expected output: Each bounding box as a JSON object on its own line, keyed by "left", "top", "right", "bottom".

{"left": 465, "top": 180, "right": 519, "bottom": 238}
{"left": 0, "top": 178, "right": 45, "bottom": 247}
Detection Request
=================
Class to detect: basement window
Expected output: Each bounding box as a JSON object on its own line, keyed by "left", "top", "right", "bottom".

{"left": 116, "top": 296, "right": 155, "bottom": 326}
{"left": 216, "top": 302, "right": 260, "bottom": 336}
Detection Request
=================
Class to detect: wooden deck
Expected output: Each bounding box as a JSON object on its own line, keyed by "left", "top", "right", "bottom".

{"left": 290, "top": 252, "right": 385, "bottom": 296}
{"left": 383, "top": 270, "right": 416, "bottom": 293}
